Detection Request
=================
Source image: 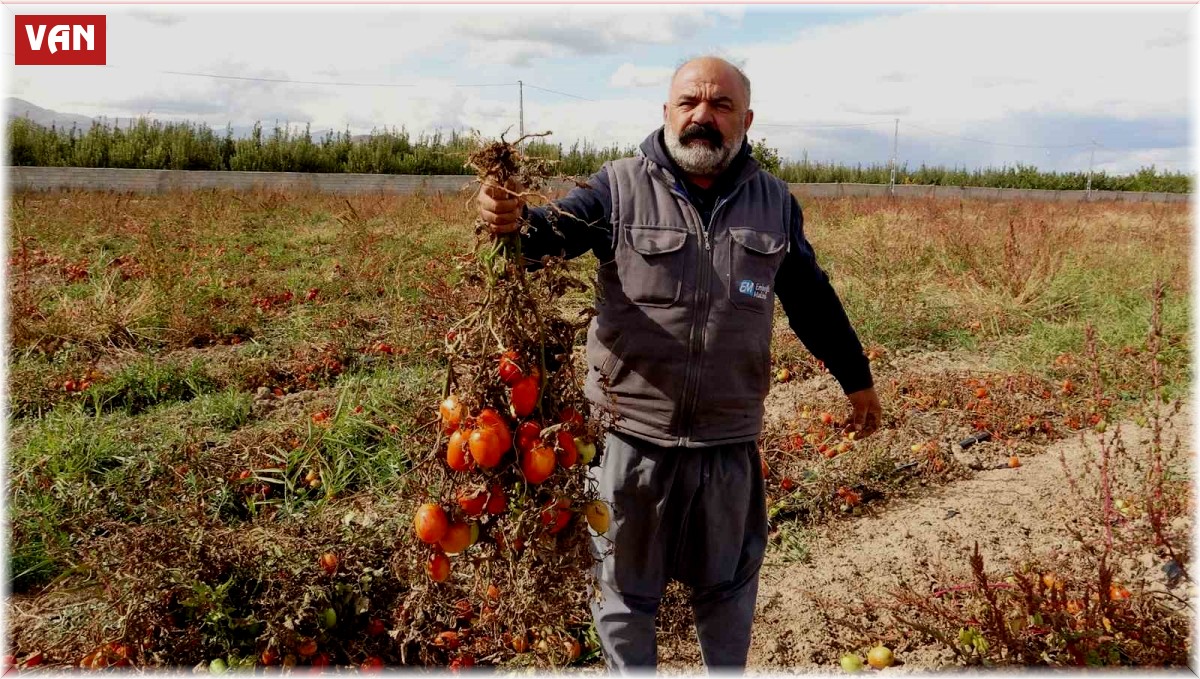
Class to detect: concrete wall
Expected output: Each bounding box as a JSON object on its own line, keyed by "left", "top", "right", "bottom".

{"left": 7, "top": 167, "right": 1190, "bottom": 204}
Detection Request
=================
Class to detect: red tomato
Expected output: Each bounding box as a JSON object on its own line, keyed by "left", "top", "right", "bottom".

{"left": 469, "top": 428, "right": 505, "bottom": 468}
{"left": 366, "top": 618, "right": 386, "bottom": 636}
{"left": 541, "top": 499, "right": 572, "bottom": 534}
{"left": 413, "top": 504, "right": 449, "bottom": 544}
{"left": 457, "top": 488, "right": 487, "bottom": 516}
{"left": 439, "top": 396, "right": 464, "bottom": 433}
{"left": 510, "top": 376, "right": 539, "bottom": 418}
{"left": 485, "top": 484, "right": 507, "bottom": 514}
{"left": 446, "top": 429, "right": 474, "bottom": 472}
{"left": 516, "top": 421, "right": 542, "bottom": 452}
{"left": 427, "top": 552, "right": 451, "bottom": 582}
{"left": 360, "top": 657, "right": 384, "bottom": 672}
{"left": 522, "top": 446, "right": 556, "bottom": 484}
{"left": 261, "top": 649, "right": 280, "bottom": 666}
{"left": 560, "top": 407, "right": 584, "bottom": 432}
{"left": 556, "top": 430, "right": 578, "bottom": 467}
{"left": 498, "top": 351, "right": 523, "bottom": 385}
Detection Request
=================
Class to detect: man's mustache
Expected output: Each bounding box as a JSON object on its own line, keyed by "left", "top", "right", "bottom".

{"left": 679, "top": 124, "right": 724, "bottom": 147}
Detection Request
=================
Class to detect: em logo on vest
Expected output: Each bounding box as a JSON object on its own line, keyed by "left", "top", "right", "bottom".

{"left": 738, "top": 280, "right": 771, "bottom": 300}
{"left": 15, "top": 15, "right": 106, "bottom": 66}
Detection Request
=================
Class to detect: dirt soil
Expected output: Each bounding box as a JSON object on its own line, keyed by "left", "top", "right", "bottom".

{"left": 657, "top": 377, "right": 1193, "bottom": 672}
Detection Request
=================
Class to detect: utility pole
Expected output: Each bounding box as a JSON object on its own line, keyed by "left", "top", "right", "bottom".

{"left": 1085, "top": 140, "right": 1096, "bottom": 199}
{"left": 518, "top": 80, "right": 524, "bottom": 139}
{"left": 888, "top": 118, "right": 899, "bottom": 196}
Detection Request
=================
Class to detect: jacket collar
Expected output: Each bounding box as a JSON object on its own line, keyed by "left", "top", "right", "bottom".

{"left": 639, "top": 127, "right": 759, "bottom": 195}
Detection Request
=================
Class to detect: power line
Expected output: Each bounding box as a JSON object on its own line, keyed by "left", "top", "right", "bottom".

{"left": 156, "top": 68, "right": 513, "bottom": 89}
{"left": 756, "top": 121, "right": 892, "bottom": 130}
{"left": 522, "top": 83, "right": 595, "bottom": 102}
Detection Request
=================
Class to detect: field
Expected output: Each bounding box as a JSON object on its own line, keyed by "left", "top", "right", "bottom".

{"left": 5, "top": 188, "right": 1193, "bottom": 670}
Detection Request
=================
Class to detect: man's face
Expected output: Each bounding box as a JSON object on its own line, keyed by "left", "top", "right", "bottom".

{"left": 663, "top": 59, "right": 754, "bottom": 178}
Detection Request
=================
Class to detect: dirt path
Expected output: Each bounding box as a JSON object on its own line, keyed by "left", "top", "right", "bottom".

{"left": 657, "top": 404, "right": 1193, "bottom": 672}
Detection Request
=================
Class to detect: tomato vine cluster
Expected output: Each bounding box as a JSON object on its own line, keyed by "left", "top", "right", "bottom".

{"left": 397, "top": 137, "right": 612, "bottom": 668}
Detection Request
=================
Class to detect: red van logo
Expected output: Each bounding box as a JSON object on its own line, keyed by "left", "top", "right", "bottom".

{"left": 15, "top": 15, "right": 106, "bottom": 65}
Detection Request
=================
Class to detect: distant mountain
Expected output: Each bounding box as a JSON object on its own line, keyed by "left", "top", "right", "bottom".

{"left": 6, "top": 97, "right": 100, "bottom": 130}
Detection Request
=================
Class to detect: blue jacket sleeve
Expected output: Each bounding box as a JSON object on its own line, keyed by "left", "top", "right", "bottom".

{"left": 520, "top": 166, "right": 615, "bottom": 265}
{"left": 773, "top": 196, "right": 874, "bottom": 394}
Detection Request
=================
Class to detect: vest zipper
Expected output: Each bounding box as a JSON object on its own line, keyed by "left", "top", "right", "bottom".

{"left": 666, "top": 186, "right": 707, "bottom": 446}
{"left": 654, "top": 167, "right": 753, "bottom": 446}
{"left": 679, "top": 195, "right": 734, "bottom": 443}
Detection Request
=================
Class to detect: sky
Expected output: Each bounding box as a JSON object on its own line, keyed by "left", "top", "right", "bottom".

{"left": 2, "top": 3, "right": 1193, "bottom": 175}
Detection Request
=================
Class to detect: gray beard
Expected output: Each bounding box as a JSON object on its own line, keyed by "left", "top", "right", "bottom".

{"left": 664, "top": 126, "right": 744, "bottom": 177}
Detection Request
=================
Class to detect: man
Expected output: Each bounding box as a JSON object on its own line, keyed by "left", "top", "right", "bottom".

{"left": 477, "top": 56, "right": 882, "bottom": 671}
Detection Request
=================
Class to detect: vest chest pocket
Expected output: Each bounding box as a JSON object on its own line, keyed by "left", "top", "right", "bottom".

{"left": 618, "top": 224, "right": 690, "bottom": 308}
{"left": 728, "top": 227, "right": 787, "bottom": 313}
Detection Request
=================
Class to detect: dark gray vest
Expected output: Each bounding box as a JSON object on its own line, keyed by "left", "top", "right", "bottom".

{"left": 584, "top": 154, "right": 794, "bottom": 447}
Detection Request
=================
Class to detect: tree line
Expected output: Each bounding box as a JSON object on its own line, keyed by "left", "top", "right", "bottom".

{"left": 5, "top": 117, "right": 1190, "bottom": 193}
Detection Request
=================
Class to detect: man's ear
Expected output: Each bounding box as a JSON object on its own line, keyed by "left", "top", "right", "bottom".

{"left": 663, "top": 103, "right": 668, "bottom": 125}
{"left": 744, "top": 108, "right": 754, "bottom": 134}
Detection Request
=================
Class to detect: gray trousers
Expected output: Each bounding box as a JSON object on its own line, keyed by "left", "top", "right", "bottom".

{"left": 590, "top": 431, "right": 768, "bottom": 672}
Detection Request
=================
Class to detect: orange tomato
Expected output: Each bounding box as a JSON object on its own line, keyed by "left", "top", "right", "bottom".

{"left": 438, "top": 522, "right": 472, "bottom": 554}
{"left": 522, "top": 446, "right": 556, "bottom": 484}
{"left": 510, "top": 376, "right": 539, "bottom": 418}
{"left": 297, "top": 639, "right": 318, "bottom": 658}
{"left": 427, "top": 552, "right": 451, "bottom": 582}
{"left": 469, "top": 428, "right": 505, "bottom": 468}
{"left": 439, "top": 396, "right": 464, "bottom": 433}
{"left": 446, "top": 429, "right": 474, "bottom": 472}
{"left": 434, "top": 631, "right": 461, "bottom": 650}
{"left": 477, "top": 407, "right": 505, "bottom": 430}
{"left": 318, "top": 552, "right": 338, "bottom": 575}
{"left": 414, "top": 504, "right": 449, "bottom": 544}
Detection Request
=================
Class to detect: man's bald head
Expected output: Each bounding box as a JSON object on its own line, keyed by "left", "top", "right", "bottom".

{"left": 670, "top": 56, "right": 751, "bottom": 109}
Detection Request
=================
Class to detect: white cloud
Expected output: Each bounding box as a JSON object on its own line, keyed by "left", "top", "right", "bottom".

{"left": 610, "top": 63, "right": 674, "bottom": 89}
{"left": 456, "top": 6, "right": 720, "bottom": 66}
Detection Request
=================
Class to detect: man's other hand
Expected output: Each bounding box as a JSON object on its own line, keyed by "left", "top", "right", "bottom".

{"left": 477, "top": 180, "right": 525, "bottom": 234}
{"left": 847, "top": 387, "right": 882, "bottom": 438}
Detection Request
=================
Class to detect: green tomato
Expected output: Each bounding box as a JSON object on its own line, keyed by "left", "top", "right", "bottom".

{"left": 319, "top": 607, "right": 337, "bottom": 630}
{"left": 839, "top": 654, "right": 863, "bottom": 673}
{"left": 575, "top": 438, "right": 597, "bottom": 465}
{"left": 209, "top": 658, "right": 228, "bottom": 675}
